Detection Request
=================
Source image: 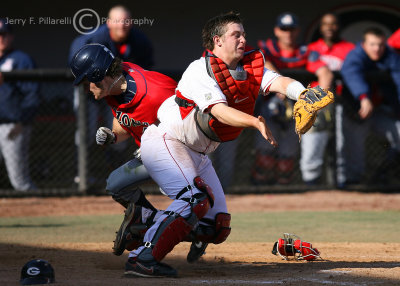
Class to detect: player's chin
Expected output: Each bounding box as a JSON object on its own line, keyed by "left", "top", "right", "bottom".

{"left": 236, "top": 49, "right": 245, "bottom": 59}
{"left": 93, "top": 92, "right": 105, "bottom": 100}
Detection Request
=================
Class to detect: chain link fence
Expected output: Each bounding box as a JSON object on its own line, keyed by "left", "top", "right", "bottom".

{"left": 0, "top": 69, "right": 399, "bottom": 197}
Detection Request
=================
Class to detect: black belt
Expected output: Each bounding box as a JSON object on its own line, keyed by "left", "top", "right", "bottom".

{"left": 175, "top": 96, "right": 195, "bottom": 108}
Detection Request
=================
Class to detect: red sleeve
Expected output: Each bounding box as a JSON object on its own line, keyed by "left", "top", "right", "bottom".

{"left": 305, "top": 41, "right": 327, "bottom": 73}
{"left": 306, "top": 59, "right": 326, "bottom": 73}
{"left": 359, "top": 93, "right": 368, "bottom": 101}
{"left": 388, "top": 28, "right": 400, "bottom": 49}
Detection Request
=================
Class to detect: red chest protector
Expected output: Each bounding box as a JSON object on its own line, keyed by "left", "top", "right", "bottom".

{"left": 197, "top": 50, "right": 264, "bottom": 142}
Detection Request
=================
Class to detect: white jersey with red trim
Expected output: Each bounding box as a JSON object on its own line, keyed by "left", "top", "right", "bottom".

{"left": 157, "top": 57, "right": 281, "bottom": 154}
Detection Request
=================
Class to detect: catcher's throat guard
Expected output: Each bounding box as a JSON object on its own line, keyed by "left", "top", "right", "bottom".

{"left": 272, "top": 233, "right": 321, "bottom": 261}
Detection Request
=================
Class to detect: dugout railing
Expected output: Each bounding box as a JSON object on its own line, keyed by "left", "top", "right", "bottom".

{"left": 0, "top": 69, "right": 398, "bottom": 197}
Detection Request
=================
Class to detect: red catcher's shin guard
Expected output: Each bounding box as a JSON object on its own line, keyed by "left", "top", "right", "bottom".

{"left": 152, "top": 216, "right": 193, "bottom": 261}
{"left": 149, "top": 193, "right": 211, "bottom": 262}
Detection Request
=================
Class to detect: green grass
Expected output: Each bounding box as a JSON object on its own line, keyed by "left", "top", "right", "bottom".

{"left": 230, "top": 211, "right": 400, "bottom": 243}
{"left": 0, "top": 211, "right": 399, "bottom": 244}
{"left": 0, "top": 214, "right": 122, "bottom": 244}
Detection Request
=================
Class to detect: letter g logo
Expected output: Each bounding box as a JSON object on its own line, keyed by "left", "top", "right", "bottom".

{"left": 27, "top": 267, "right": 40, "bottom": 276}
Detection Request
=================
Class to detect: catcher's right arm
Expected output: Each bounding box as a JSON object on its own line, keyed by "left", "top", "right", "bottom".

{"left": 293, "top": 86, "right": 334, "bottom": 139}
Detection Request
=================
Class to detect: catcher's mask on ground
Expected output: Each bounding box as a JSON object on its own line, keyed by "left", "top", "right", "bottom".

{"left": 272, "top": 233, "right": 321, "bottom": 261}
{"left": 20, "top": 259, "right": 55, "bottom": 285}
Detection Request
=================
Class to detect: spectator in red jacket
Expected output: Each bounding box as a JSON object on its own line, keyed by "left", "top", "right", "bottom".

{"left": 300, "top": 13, "right": 354, "bottom": 186}
{"left": 388, "top": 27, "right": 400, "bottom": 53}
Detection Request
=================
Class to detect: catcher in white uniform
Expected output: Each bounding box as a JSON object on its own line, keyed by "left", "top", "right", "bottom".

{"left": 124, "top": 12, "right": 313, "bottom": 278}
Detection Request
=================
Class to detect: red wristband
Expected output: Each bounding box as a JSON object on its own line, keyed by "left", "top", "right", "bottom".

{"left": 359, "top": 93, "right": 368, "bottom": 101}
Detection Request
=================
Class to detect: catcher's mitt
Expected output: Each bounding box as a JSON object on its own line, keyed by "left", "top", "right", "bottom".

{"left": 293, "top": 86, "right": 334, "bottom": 140}
{"left": 272, "top": 233, "right": 321, "bottom": 261}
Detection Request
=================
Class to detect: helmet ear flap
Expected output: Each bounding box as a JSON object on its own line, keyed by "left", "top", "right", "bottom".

{"left": 88, "top": 68, "right": 101, "bottom": 83}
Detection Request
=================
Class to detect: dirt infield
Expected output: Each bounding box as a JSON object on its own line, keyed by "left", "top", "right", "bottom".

{"left": 1, "top": 191, "right": 400, "bottom": 285}
{"left": 2, "top": 190, "right": 400, "bottom": 217}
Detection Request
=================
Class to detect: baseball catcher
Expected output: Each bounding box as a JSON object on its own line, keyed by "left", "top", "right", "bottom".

{"left": 272, "top": 233, "right": 321, "bottom": 261}
{"left": 293, "top": 86, "right": 334, "bottom": 140}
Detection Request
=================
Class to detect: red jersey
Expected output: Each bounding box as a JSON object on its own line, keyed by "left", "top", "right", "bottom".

{"left": 388, "top": 28, "right": 400, "bottom": 51}
{"left": 257, "top": 38, "right": 309, "bottom": 69}
{"left": 307, "top": 38, "right": 355, "bottom": 73}
{"left": 306, "top": 38, "right": 354, "bottom": 92}
{"left": 106, "top": 62, "right": 177, "bottom": 146}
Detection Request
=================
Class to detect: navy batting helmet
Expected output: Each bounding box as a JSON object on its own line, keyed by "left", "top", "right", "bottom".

{"left": 20, "top": 259, "right": 55, "bottom": 285}
{"left": 70, "top": 43, "right": 115, "bottom": 85}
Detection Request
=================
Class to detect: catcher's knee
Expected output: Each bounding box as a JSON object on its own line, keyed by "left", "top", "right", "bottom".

{"left": 213, "top": 213, "right": 231, "bottom": 243}
{"left": 176, "top": 176, "right": 214, "bottom": 219}
{"left": 194, "top": 212, "right": 232, "bottom": 244}
{"left": 193, "top": 176, "right": 215, "bottom": 208}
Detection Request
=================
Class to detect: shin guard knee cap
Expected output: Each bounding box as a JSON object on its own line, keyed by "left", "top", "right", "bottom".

{"left": 213, "top": 213, "right": 231, "bottom": 244}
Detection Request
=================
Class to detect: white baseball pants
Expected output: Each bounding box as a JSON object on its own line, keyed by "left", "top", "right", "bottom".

{"left": 129, "top": 124, "right": 228, "bottom": 258}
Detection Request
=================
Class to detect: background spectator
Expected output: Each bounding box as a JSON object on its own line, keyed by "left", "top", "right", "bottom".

{"left": 252, "top": 12, "right": 332, "bottom": 185}
{"left": 252, "top": 12, "right": 303, "bottom": 185}
{"left": 300, "top": 13, "right": 354, "bottom": 185}
{"left": 68, "top": 5, "right": 154, "bottom": 68}
{"left": 387, "top": 27, "right": 400, "bottom": 53}
{"left": 0, "top": 18, "right": 39, "bottom": 191}
{"left": 338, "top": 27, "right": 400, "bottom": 187}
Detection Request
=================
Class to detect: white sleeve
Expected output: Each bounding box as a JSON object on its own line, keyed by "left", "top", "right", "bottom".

{"left": 261, "top": 68, "right": 281, "bottom": 94}
{"left": 177, "top": 58, "right": 227, "bottom": 112}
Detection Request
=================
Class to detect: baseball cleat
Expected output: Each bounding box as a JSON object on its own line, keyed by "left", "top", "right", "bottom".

{"left": 113, "top": 202, "right": 145, "bottom": 256}
{"left": 124, "top": 257, "right": 178, "bottom": 278}
{"left": 187, "top": 240, "right": 208, "bottom": 263}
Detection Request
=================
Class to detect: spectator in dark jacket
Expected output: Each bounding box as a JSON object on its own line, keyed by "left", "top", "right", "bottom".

{"left": 0, "top": 18, "right": 39, "bottom": 191}
{"left": 338, "top": 27, "right": 400, "bottom": 187}
{"left": 68, "top": 5, "right": 154, "bottom": 69}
